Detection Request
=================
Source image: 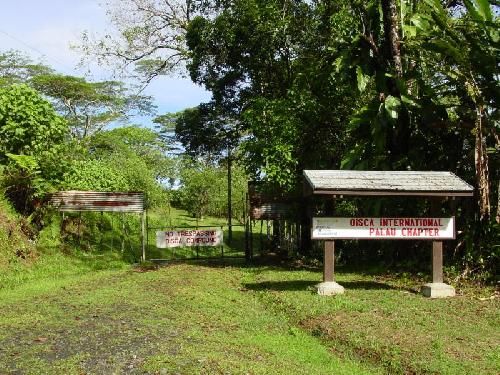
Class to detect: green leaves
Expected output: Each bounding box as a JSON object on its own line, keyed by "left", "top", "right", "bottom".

{"left": 31, "top": 74, "right": 154, "bottom": 140}
{"left": 5, "top": 154, "right": 39, "bottom": 172}
{"left": 464, "top": 0, "right": 493, "bottom": 22}
{"left": 64, "top": 159, "right": 129, "bottom": 192}
{"left": 356, "top": 66, "right": 370, "bottom": 92}
{"left": 176, "top": 158, "right": 247, "bottom": 220}
{"left": 0, "top": 84, "right": 68, "bottom": 160}
{"left": 384, "top": 95, "right": 401, "bottom": 120}
{"left": 63, "top": 126, "right": 172, "bottom": 207}
{"left": 0, "top": 85, "right": 71, "bottom": 212}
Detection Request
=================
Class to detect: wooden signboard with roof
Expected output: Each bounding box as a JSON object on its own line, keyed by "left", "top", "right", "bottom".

{"left": 303, "top": 170, "right": 473, "bottom": 298}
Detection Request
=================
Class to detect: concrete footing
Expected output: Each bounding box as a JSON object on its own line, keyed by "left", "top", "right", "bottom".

{"left": 316, "top": 281, "right": 345, "bottom": 296}
{"left": 421, "top": 282, "right": 455, "bottom": 298}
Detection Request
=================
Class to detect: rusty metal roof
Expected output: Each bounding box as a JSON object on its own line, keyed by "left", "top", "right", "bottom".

{"left": 303, "top": 170, "right": 474, "bottom": 197}
{"left": 49, "top": 191, "right": 145, "bottom": 212}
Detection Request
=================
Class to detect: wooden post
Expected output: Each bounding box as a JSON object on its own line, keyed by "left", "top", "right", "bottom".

{"left": 316, "top": 194, "right": 344, "bottom": 296}
{"left": 421, "top": 198, "right": 455, "bottom": 297}
{"left": 317, "top": 239, "right": 344, "bottom": 295}
{"left": 432, "top": 241, "right": 443, "bottom": 283}
{"left": 431, "top": 199, "right": 443, "bottom": 283}
{"left": 323, "top": 240, "right": 335, "bottom": 282}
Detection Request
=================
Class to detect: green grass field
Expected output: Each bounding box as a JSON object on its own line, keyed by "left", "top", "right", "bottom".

{"left": 0, "top": 209, "right": 498, "bottom": 374}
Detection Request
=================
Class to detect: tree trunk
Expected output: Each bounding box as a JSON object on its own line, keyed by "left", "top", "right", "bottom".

{"left": 381, "top": 0, "right": 410, "bottom": 161}
{"left": 381, "top": 0, "right": 403, "bottom": 78}
{"left": 475, "top": 106, "right": 490, "bottom": 221}
{"left": 496, "top": 180, "right": 499, "bottom": 224}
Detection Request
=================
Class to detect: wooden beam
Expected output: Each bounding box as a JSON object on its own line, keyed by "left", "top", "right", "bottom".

{"left": 431, "top": 198, "right": 444, "bottom": 283}
{"left": 432, "top": 241, "right": 444, "bottom": 283}
{"left": 313, "top": 190, "right": 473, "bottom": 197}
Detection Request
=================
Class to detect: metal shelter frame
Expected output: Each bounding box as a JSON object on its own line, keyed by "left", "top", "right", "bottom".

{"left": 49, "top": 191, "right": 146, "bottom": 261}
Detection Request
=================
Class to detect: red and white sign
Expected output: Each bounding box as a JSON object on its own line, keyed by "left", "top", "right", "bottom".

{"left": 312, "top": 217, "right": 455, "bottom": 240}
{"left": 156, "top": 229, "right": 223, "bottom": 248}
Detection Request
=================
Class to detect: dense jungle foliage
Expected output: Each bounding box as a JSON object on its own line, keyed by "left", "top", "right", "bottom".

{"left": 0, "top": 0, "right": 498, "bottom": 281}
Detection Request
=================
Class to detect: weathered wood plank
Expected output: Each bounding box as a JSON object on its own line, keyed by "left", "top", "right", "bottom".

{"left": 304, "top": 170, "right": 473, "bottom": 197}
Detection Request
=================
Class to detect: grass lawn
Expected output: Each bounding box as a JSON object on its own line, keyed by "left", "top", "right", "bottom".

{"left": 242, "top": 265, "right": 499, "bottom": 374}
{"left": 0, "top": 255, "right": 498, "bottom": 374}
{"left": 0, "top": 208, "right": 498, "bottom": 374}
{"left": 0, "top": 260, "right": 376, "bottom": 374}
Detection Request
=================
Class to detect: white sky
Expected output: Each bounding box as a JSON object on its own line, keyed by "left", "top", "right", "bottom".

{"left": 0, "top": 0, "right": 210, "bottom": 122}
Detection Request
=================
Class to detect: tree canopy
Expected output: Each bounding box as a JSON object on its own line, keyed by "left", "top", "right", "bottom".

{"left": 31, "top": 74, "right": 154, "bottom": 139}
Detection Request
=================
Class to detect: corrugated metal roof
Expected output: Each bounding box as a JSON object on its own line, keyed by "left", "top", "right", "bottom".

{"left": 49, "top": 191, "right": 145, "bottom": 212}
{"left": 304, "top": 170, "right": 474, "bottom": 197}
{"left": 250, "top": 203, "right": 291, "bottom": 220}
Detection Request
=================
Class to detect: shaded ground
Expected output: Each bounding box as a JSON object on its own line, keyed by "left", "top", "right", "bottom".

{"left": 242, "top": 266, "right": 500, "bottom": 375}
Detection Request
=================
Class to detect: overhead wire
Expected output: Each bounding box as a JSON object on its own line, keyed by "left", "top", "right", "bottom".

{"left": 0, "top": 28, "right": 77, "bottom": 72}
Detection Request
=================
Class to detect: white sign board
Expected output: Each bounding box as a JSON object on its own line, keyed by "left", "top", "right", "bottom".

{"left": 312, "top": 217, "right": 455, "bottom": 240}
{"left": 156, "top": 229, "right": 223, "bottom": 248}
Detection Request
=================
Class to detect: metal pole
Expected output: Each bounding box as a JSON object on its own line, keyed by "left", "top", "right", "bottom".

{"left": 121, "top": 212, "right": 125, "bottom": 253}
{"left": 260, "top": 220, "right": 263, "bottom": 254}
{"left": 227, "top": 147, "right": 233, "bottom": 244}
{"left": 111, "top": 214, "right": 114, "bottom": 251}
{"left": 100, "top": 212, "right": 103, "bottom": 250}
{"left": 146, "top": 209, "right": 149, "bottom": 258}
{"left": 221, "top": 225, "right": 224, "bottom": 258}
{"left": 78, "top": 212, "right": 82, "bottom": 246}
{"left": 141, "top": 210, "right": 146, "bottom": 262}
{"left": 244, "top": 192, "right": 250, "bottom": 261}
{"left": 249, "top": 219, "right": 253, "bottom": 259}
{"left": 61, "top": 212, "right": 65, "bottom": 237}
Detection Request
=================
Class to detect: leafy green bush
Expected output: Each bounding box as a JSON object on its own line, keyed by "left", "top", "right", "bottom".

{"left": 175, "top": 158, "right": 247, "bottom": 221}
{"left": 0, "top": 84, "right": 69, "bottom": 213}
{"left": 0, "top": 194, "right": 37, "bottom": 271}
{"left": 64, "top": 159, "right": 130, "bottom": 191}
{"left": 64, "top": 127, "right": 170, "bottom": 208}
{"left": 0, "top": 84, "right": 67, "bottom": 160}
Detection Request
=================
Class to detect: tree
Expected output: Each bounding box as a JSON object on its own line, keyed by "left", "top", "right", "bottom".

{"left": 64, "top": 126, "right": 172, "bottom": 207}
{"left": 90, "top": 126, "right": 174, "bottom": 182}
{"left": 0, "top": 84, "right": 68, "bottom": 161}
{"left": 157, "top": 103, "right": 244, "bottom": 241}
{"left": 31, "top": 74, "right": 154, "bottom": 140}
{"left": 175, "top": 157, "right": 247, "bottom": 221}
{"left": 79, "top": 0, "right": 203, "bottom": 83}
{"left": 0, "top": 84, "right": 69, "bottom": 212}
{"left": 409, "top": 0, "right": 499, "bottom": 222}
{"left": 185, "top": 0, "right": 357, "bottom": 190}
{"left": 0, "top": 50, "right": 53, "bottom": 87}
